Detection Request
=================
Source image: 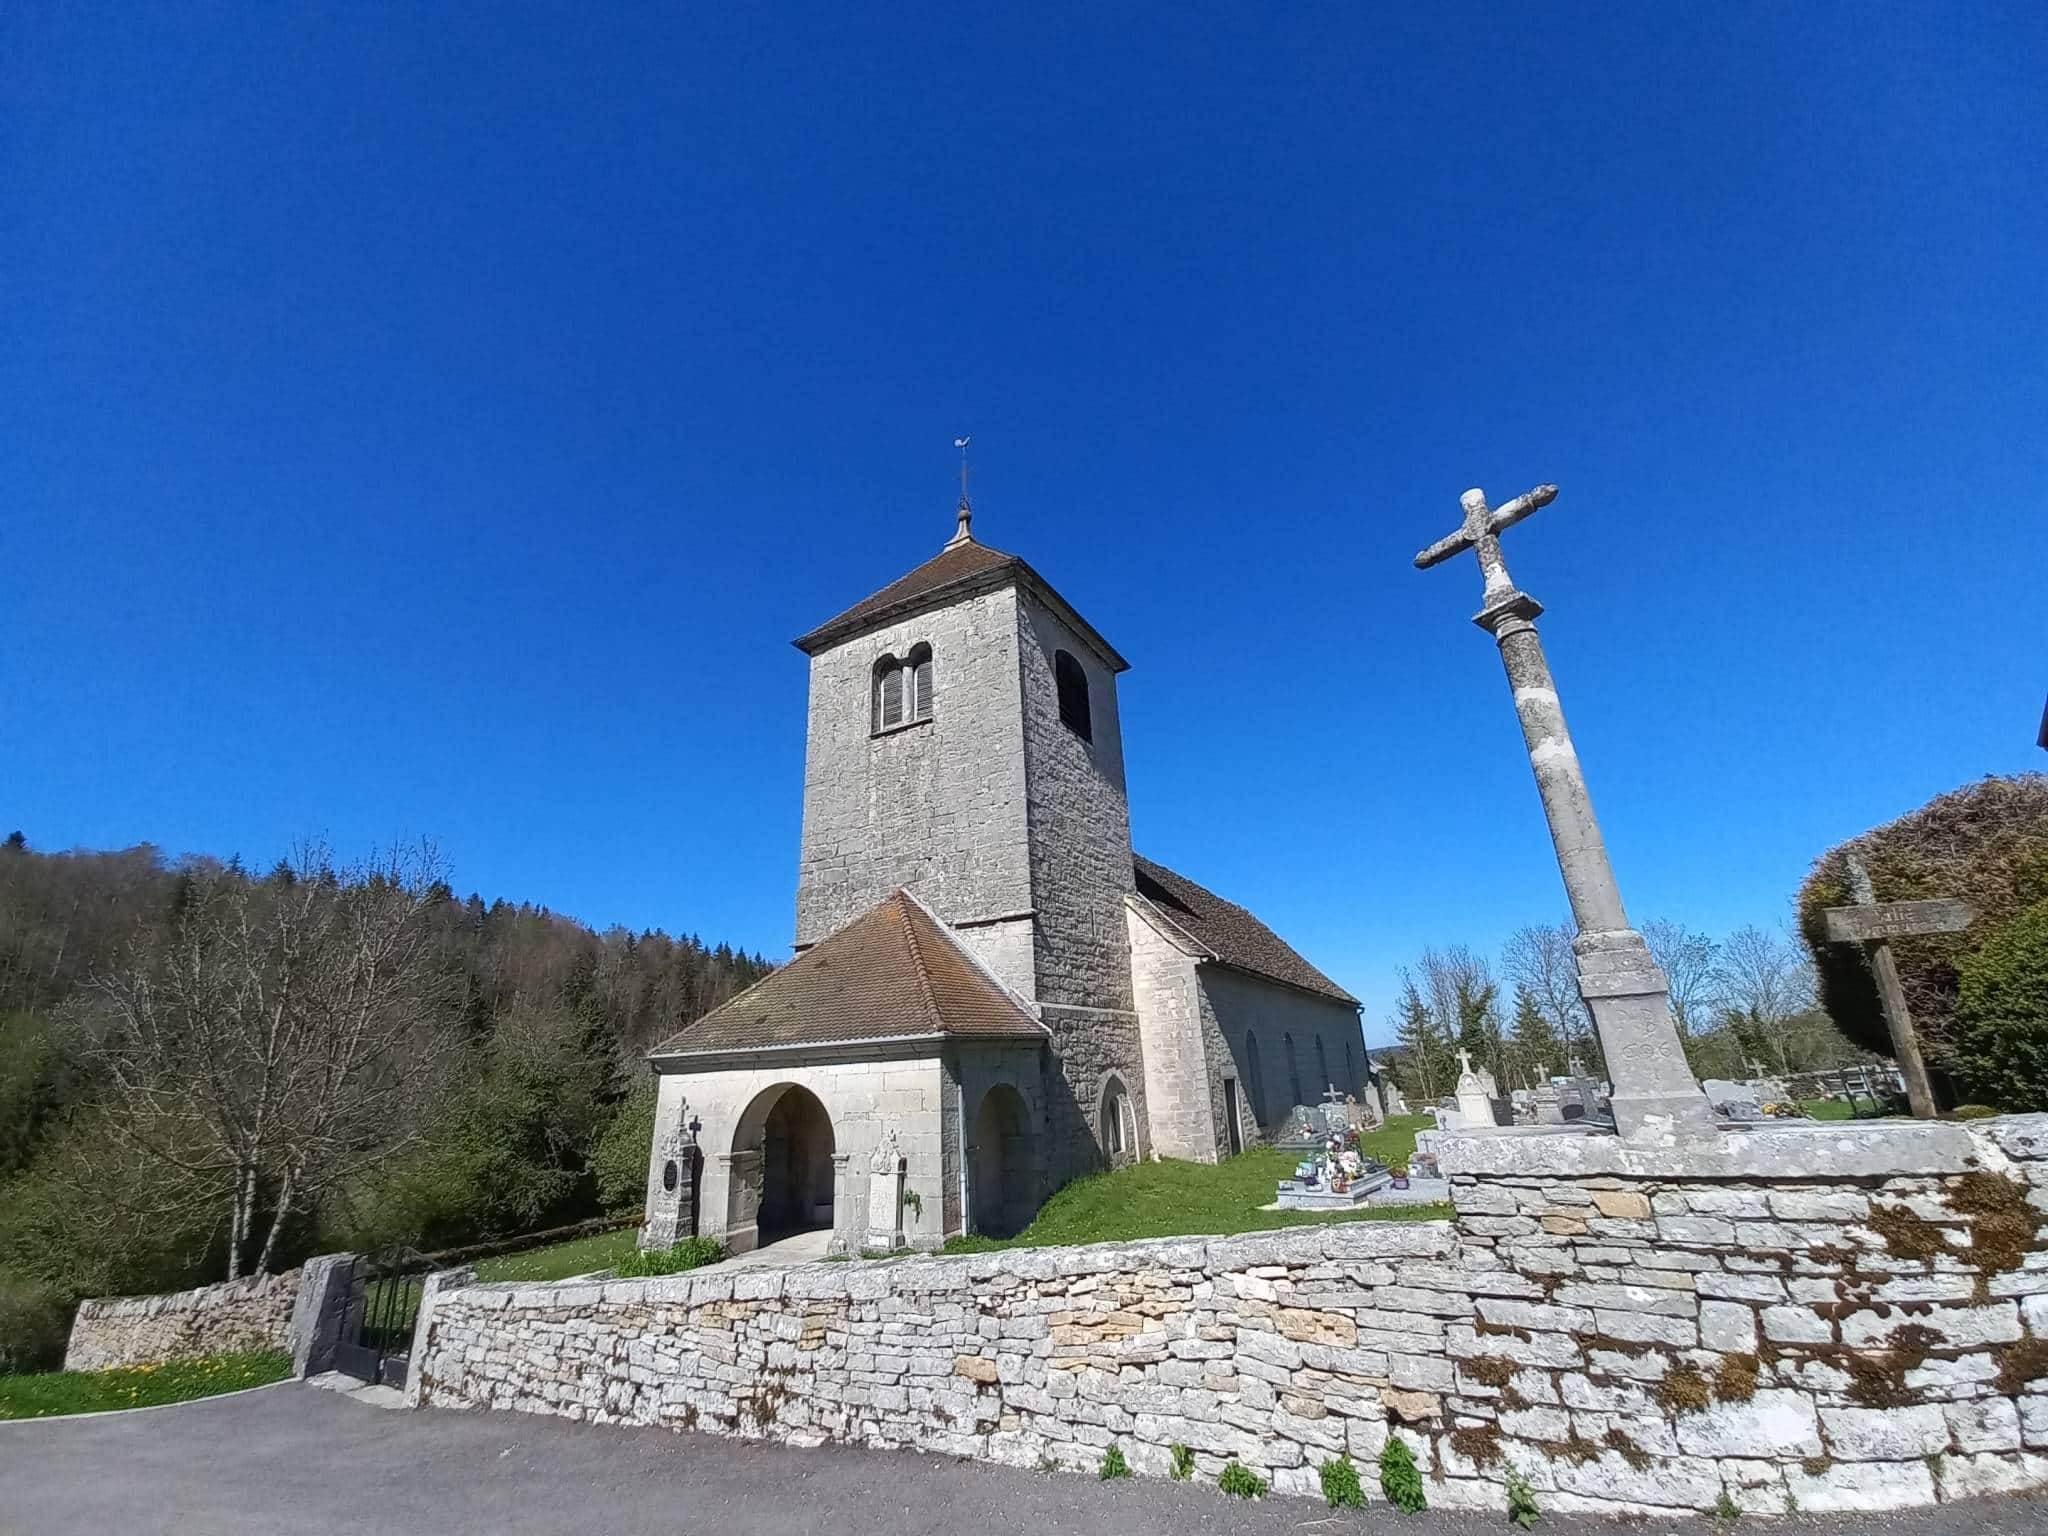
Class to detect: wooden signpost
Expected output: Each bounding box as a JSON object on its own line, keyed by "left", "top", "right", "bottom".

{"left": 1822, "top": 852, "right": 1972, "bottom": 1120}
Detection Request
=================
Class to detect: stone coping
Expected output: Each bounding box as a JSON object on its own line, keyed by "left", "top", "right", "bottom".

{"left": 442, "top": 1218, "right": 1460, "bottom": 1314}
{"left": 1437, "top": 1111, "right": 2048, "bottom": 1179}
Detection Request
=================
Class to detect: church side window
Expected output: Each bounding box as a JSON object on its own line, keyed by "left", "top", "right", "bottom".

{"left": 1100, "top": 1076, "right": 1136, "bottom": 1162}
{"left": 1316, "top": 1037, "right": 1330, "bottom": 1098}
{"left": 1285, "top": 1032, "right": 1303, "bottom": 1106}
{"left": 1054, "top": 649, "right": 1092, "bottom": 741}
{"left": 872, "top": 644, "right": 935, "bottom": 734}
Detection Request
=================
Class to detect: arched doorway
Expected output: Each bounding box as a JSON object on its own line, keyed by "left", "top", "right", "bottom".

{"left": 969, "top": 1084, "right": 1038, "bottom": 1238}
{"left": 728, "top": 1084, "right": 837, "bottom": 1247}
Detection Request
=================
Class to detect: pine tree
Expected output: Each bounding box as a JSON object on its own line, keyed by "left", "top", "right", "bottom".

{"left": 1393, "top": 977, "right": 1456, "bottom": 1106}
{"left": 1507, "top": 984, "right": 1561, "bottom": 1089}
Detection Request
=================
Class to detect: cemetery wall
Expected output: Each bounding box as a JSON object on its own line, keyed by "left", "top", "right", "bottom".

{"left": 409, "top": 1116, "right": 2048, "bottom": 1516}
{"left": 64, "top": 1267, "right": 303, "bottom": 1372}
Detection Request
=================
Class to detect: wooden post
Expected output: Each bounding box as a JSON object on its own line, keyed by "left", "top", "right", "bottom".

{"left": 1864, "top": 936, "right": 1937, "bottom": 1119}
{"left": 1822, "top": 851, "right": 1970, "bottom": 1122}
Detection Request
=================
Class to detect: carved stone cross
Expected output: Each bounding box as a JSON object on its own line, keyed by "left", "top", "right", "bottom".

{"left": 1415, "top": 482, "right": 1711, "bottom": 1140}
{"left": 1414, "top": 484, "right": 1558, "bottom": 608}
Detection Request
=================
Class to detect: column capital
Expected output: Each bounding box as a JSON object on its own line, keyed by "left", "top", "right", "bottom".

{"left": 1474, "top": 587, "right": 1543, "bottom": 636}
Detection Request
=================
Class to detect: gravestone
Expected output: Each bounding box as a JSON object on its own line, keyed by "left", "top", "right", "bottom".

{"left": 1275, "top": 1105, "right": 1327, "bottom": 1152}
{"left": 1454, "top": 1049, "right": 1497, "bottom": 1128}
{"left": 863, "top": 1125, "right": 907, "bottom": 1253}
{"left": 642, "top": 1103, "right": 701, "bottom": 1252}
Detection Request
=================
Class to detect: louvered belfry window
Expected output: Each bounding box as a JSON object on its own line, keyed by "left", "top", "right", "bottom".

{"left": 876, "top": 661, "right": 905, "bottom": 730}
{"left": 873, "top": 644, "right": 934, "bottom": 733}
{"left": 909, "top": 643, "right": 933, "bottom": 721}
{"left": 1054, "top": 649, "right": 1091, "bottom": 741}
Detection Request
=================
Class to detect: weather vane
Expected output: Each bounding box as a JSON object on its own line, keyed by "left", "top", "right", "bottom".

{"left": 947, "top": 436, "right": 974, "bottom": 546}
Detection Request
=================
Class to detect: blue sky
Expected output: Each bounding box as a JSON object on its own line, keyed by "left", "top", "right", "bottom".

{"left": 4, "top": 4, "right": 2042, "bottom": 1040}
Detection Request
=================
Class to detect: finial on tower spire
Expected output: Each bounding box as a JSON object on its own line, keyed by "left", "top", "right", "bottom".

{"left": 947, "top": 436, "right": 974, "bottom": 546}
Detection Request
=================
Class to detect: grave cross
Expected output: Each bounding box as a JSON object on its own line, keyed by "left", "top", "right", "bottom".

{"left": 1415, "top": 483, "right": 1712, "bottom": 1140}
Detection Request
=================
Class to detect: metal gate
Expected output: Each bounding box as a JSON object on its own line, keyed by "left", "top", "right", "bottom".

{"left": 335, "top": 1249, "right": 430, "bottom": 1388}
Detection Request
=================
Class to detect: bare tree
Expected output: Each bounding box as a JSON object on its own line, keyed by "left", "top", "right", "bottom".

{"left": 1502, "top": 921, "right": 1598, "bottom": 1073}
{"left": 86, "top": 844, "right": 461, "bottom": 1277}
{"left": 1641, "top": 919, "right": 1720, "bottom": 1040}
{"left": 1710, "top": 923, "right": 1818, "bottom": 1076}
{"left": 1414, "top": 946, "right": 1505, "bottom": 1086}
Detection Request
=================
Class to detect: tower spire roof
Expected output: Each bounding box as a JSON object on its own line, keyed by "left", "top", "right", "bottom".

{"left": 947, "top": 435, "right": 973, "bottom": 547}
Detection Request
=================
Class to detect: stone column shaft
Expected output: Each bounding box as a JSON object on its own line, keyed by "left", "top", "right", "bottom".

{"left": 1477, "top": 593, "right": 1713, "bottom": 1140}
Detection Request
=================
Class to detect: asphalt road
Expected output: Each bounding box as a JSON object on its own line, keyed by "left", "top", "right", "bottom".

{"left": 3, "top": 1382, "right": 2044, "bottom": 1536}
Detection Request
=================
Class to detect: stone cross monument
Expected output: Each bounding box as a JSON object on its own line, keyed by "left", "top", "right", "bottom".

{"left": 1416, "top": 484, "right": 1712, "bottom": 1140}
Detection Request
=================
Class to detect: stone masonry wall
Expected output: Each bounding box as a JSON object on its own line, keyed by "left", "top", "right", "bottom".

{"left": 65, "top": 1267, "right": 302, "bottom": 1372}
{"left": 794, "top": 588, "right": 1034, "bottom": 999}
{"left": 1015, "top": 590, "right": 1135, "bottom": 1016}
{"left": 413, "top": 1116, "right": 2048, "bottom": 1516}
{"left": 1202, "top": 968, "right": 1367, "bottom": 1145}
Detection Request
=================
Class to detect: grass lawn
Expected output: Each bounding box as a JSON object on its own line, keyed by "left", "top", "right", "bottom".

{"left": 473, "top": 1225, "right": 642, "bottom": 1283}
{"left": 943, "top": 1114, "right": 1447, "bottom": 1254}
{"left": 0, "top": 1350, "right": 290, "bottom": 1420}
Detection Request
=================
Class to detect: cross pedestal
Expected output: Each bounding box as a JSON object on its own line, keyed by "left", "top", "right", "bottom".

{"left": 1418, "top": 485, "right": 1713, "bottom": 1141}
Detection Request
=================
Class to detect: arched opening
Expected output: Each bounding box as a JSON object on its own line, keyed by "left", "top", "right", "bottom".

{"left": 1316, "top": 1037, "right": 1330, "bottom": 1099}
{"left": 969, "top": 1084, "right": 1038, "bottom": 1238}
{"left": 1099, "top": 1076, "right": 1137, "bottom": 1166}
{"left": 1285, "top": 1031, "right": 1303, "bottom": 1106}
{"left": 728, "top": 1083, "right": 837, "bottom": 1249}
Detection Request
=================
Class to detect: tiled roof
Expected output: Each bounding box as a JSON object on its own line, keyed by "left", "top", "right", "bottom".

{"left": 649, "top": 890, "right": 1047, "bottom": 1058}
{"left": 1132, "top": 855, "right": 1359, "bottom": 1007}
{"left": 792, "top": 531, "right": 1129, "bottom": 670}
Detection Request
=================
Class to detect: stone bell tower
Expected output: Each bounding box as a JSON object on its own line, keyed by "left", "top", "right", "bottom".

{"left": 790, "top": 498, "right": 1138, "bottom": 1021}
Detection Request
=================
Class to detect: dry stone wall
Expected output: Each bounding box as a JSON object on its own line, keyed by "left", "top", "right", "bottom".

{"left": 411, "top": 1116, "right": 2048, "bottom": 1516}
{"left": 64, "top": 1268, "right": 302, "bottom": 1372}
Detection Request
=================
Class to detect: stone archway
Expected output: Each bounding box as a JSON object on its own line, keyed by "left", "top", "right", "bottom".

{"left": 969, "top": 1084, "right": 1038, "bottom": 1238}
{"left": 727, "top": 1084, "right": 837, "bottom": 1249}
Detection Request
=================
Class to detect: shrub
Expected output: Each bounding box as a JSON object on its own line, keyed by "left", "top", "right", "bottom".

{"left": 1319, "top": 1456, "right": 1365, "bottom": 1508}
{"left": 1379, "top": 1435, "right": 1427, "bottom": 1513}
{"left": 1948, "top": 1103, "right": 2001, "bottom": 1119}
{"left": 590, "top": 1084, "right": 658, "bottom": 1213}
{"left": 1955, "top": 895, "right": 2048, "bottom": 1111}
{"left": 1797, "top": 775, "right": 2048, "bottom": 1071}
{"left": 611, "top": 1236, "right": 725, "bottom": 1277}
{"left": 1169, "top": 1443, "right": 1195, "bottom": 1481}
{"left": 1099, "top": 1444, "right": 1131, "bottom": 1480}
{"left": 1506, "top": 1467, "right": 1540, "bottom": 1529}
{"left": 0, "top": 1272, "right": 71, "bottom": 1375}
{"left": 1218, "top": 1461, "right": 1267, "bottom": 1498}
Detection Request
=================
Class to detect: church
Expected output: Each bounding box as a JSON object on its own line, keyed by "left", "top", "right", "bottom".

{"left": 639, "top": 497, "right": 1370, "bottom": 1255}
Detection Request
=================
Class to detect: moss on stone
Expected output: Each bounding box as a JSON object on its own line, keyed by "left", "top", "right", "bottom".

{"left": 1801, "top": 1454, "right": 1833, "bottom": 1476}
{"left": 1993, "top": 1335, "right": 2048, "bottom": 1393}
{"left": 1867, "top": 1202, "right": 1954, "bottom": 1264}
{"left": 1947, "top": 1170, "right": 2038, "bottom": 1276}
{"left": 1603, "top": 1428, "right": 1652, "bottom": 1471}
{"left": 1476, "top": 1317, "right": 1534, "bottom": 1342}
{"left": 1714, "top": 1353, "right": 1759, "bottom": 1402}
{"left": 1653, "top": 1361, "right": 1711, "bottom": 1415}
{"left": 1464, "top": 1355, "right": 1517, "bottom": 1388}
{"left": 1449, "top": 1422, "right": 1503, "bottom": 1468}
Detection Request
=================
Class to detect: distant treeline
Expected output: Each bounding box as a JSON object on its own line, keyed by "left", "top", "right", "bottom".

{"left": 0, "top": 833, "right": 774, "bottom": 1370}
